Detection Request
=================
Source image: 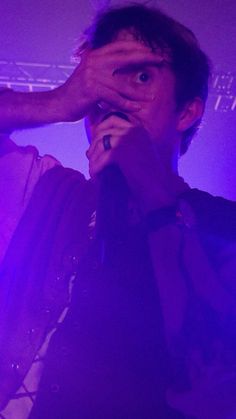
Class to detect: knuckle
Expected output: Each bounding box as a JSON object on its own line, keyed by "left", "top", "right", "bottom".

{"left": 106, "top": 115, "right": 118, "bottom": 125}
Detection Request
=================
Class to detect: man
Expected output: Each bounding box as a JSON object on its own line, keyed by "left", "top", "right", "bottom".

{"left": 0, "top": 3, "right": 236, "bottom": 418}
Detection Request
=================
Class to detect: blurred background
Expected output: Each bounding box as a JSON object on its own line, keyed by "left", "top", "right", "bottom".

{"left": 0, "top": 0, "right": 235, "bottom": 200}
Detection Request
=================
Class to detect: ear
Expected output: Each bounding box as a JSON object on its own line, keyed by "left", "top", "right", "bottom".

{"left": 176, "top": 97, "right": 204, "bottom": 133}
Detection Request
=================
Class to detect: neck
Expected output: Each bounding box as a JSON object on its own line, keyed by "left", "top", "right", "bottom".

{"left": 153, "top": 143, "right": 179, "bottom": 175}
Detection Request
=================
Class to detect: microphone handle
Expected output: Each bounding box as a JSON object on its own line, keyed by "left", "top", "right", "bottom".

{"left": 96, "top": 165, "right": 129, "bottom": 241}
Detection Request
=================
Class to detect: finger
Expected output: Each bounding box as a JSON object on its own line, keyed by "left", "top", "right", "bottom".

{"left": 89, "top": 150, "right": 114, "bottom": 178}
{"left": 88, "top": 130, "right": 129, "bottom": 167}
{"left": 89, "top": 130, "right": 123, "bottom": 155}
{"left": 89, "top": 119, "right": 134, "bottom": 155}
{"left": 83, "top": 42, "right": 163, "bottom": 74}
{"left": 92, "top": 40, "right": 165, "bottom": 58}
{"left": 87, "top": 134, "right": 106, "bottom": 159}
{"left": 96, "top": 78, "right": 155, "bottom": 102}
{"left": 94, "top": 115, "right": 132, "bottom": 132}
{"left": 96, "top": 49, "right": 167, "bottom": 68}
{"left": 87, "top": 131, "right": 121, "bottom": 158}
{"left": 87, "top": 139, "right": 103, "bottom": 161}
{"left": 108, "top": 53, "right": 167, "bottom": 69}
{"left": 96, "top": 85, "right": 142, "bottom": 112}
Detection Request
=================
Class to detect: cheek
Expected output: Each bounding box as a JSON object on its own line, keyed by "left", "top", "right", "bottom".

{"left": 139, "top": 101, "right": 178, "bottom": 142}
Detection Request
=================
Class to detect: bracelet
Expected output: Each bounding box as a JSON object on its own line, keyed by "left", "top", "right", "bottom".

{"left": 144, "top": 204, "right": 182, "bottom": 232}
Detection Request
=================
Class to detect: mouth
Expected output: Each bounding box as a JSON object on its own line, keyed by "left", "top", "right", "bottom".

{"left": 101, "top": 111, "right": 130, "bottom": 122}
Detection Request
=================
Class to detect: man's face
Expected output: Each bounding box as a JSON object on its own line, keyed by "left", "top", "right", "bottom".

{"left": 85, "top": 30, "right": 182, "bottom": 156}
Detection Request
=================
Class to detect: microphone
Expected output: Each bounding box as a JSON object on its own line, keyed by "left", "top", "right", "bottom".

{"left": 95, "top": 112, "right": 130, "bottom": 262}
{"left": 96, "top": 164, "right": 129, "bottom": 239}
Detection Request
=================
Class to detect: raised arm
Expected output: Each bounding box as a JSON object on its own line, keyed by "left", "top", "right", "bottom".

{"left": 0, "top": 40, "right": 157, "bottom": 133}
{"left": 0, "top": 88, "right": 67, "bottom": 132}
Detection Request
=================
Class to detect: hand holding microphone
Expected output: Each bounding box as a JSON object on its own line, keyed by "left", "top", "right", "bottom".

{"left": 86, "top": 109, "right": 179, "bottom": 244}
{"left": 94, "top": 112, "right": 131, "bottom": 242}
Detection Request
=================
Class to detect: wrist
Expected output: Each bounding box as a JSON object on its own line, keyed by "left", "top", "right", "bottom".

{"left": 53, "top": 83, "right": 90, "bottom": 123}
{"left": 48, "top": 86, "right": 72, "bottom": 122}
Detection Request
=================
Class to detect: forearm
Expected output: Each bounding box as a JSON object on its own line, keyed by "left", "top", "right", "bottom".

{"left": 0, "top": 87, "right": 66, "bottom": 132}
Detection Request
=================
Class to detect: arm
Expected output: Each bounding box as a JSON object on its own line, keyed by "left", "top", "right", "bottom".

{"left": 0, "top": 40, "right": 159, "bottom": 132}
{"left": 0, "top": 88, "right": 66, "bottom": 132}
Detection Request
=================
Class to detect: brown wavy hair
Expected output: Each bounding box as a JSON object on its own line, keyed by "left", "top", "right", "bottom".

{"left": 76, "top": 3, "right": 211, "bottom": 155}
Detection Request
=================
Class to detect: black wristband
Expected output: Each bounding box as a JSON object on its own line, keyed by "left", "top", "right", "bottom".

{"left": 144, "top": 204, "right": 179, "bottom": 232}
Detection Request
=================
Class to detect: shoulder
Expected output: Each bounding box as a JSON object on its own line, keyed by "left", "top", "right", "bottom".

{"left": 180, "top": 188, "right": 236, "bottom": 240}
{"left": 0, "top": 135, "right": 61, "bottom": 205}
{"left": 0, "top": 135, "right": 60, "bottom": 173}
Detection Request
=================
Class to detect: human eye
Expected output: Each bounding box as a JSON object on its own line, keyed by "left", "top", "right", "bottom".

{"left": 134, "top": 70, "right": 150, "bottom": 84}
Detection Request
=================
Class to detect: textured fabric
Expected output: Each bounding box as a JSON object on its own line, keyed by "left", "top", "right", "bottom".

{"left": 0, "top": 136, "right": 60, "bottom": 417}
{"left": 0, "top": 135, "right": 60, "bottom": 264}
{"left": 34, "top": 190, "right": 236, "bottom": 418}
{"left": 0, "top": 163, "right": 97, "bottom": 411}
{"left": 30, "top": 189, "right": 236, "bottom": 418}
{"left": 31, "top": 224, "right": 175, "bottom": 419}
{"left": 1, "top": 139, "right": 236, "bottom": 418}
{"left": 1, "top": 273, "right": 76, "bottom": 419}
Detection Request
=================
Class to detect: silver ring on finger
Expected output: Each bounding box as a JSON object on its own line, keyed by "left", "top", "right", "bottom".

{"left": 97, "top": 101, "right": 109, "bottom": 110}
{"left": 103, "top": 134, "right": 112, "bottom": 151}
